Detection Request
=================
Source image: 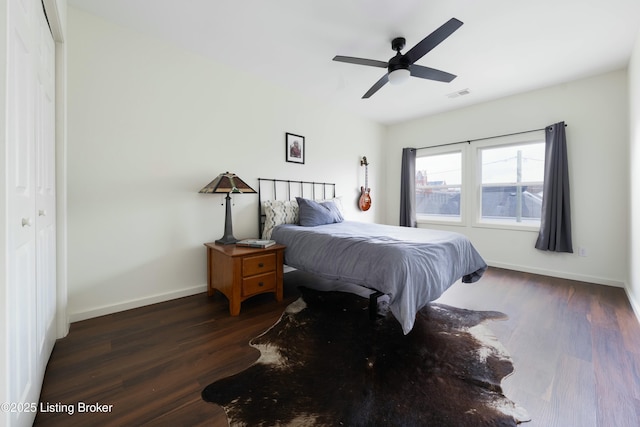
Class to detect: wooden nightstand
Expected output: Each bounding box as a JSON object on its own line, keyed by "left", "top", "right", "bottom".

{"left": 204, "top": 242, "right": 286, "bottom": 315}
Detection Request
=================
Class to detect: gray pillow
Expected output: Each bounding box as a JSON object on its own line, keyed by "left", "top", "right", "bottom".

{"left": 296, "top": 197, "right": 344, "bottom": 227}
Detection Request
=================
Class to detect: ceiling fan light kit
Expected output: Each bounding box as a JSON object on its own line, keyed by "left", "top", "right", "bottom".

{"left": 388, "top": 68, "right": 411, "bottom": 85}
{"left": 333, "top": 18, "right": 463, "bottom": 98}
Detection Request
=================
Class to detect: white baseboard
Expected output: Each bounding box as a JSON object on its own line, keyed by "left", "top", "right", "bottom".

{"left": 68, "top": 284, "right": 208, "bottom": 323}
{"left": 625, "top": 285, "right": 640, "bottom": 324}
{"left": 487, "top": 261, "right": 626, "bottom": 288}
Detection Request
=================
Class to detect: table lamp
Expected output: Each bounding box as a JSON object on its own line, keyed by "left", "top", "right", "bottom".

{"left": 199, "top": 172, "right": 256, "bottom": 244}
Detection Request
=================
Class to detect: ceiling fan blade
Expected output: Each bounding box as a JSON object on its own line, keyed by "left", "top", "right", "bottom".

{"left": 410, "top": 65, "right": 457, "bottom": 82}
{"left": 405, "top": 18, "right": 463, "bottom": 64}
{"left": 362, "top": 74, "right": 389, "bottom": 98}
{"left": 333, "top": 55, "right": 388, "bottom": 68}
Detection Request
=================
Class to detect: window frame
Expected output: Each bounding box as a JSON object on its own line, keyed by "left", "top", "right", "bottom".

{"left": 415, "top": 145, "right": 466, "bottom": 226}
{"left": 472, "top": 132, "right": 545, "bottom": 231}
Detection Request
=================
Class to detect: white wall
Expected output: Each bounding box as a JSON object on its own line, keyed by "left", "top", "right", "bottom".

{"left": 629, "top": 30, "right": 640, "bottom": 316}
{"left": 66, "top": 8, "right": 384, "bottom": 321}
{"left": 385, "top": 70, "right": 629, "bottom": 287}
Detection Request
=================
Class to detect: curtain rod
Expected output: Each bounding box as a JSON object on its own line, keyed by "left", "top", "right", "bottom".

{"left": 414, "top": 123, "right": 568, "bottom": 151}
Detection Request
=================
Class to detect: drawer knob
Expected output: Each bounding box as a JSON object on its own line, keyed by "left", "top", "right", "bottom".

{"left": 258, "top": 282, "right": 264, "bottom": 287}
{"left": 258, "top": 263, "right": 264, "bottom": 268}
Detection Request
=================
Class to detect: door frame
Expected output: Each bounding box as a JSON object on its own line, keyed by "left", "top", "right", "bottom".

{"left": 42, "top": 0, "right": 68, "bottom": 338}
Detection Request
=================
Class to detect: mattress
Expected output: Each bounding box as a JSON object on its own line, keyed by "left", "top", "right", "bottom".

{"left": 271, "top": 221, "right": 487, "bottom": 334}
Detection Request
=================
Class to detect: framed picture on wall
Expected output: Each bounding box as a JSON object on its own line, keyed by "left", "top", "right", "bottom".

{"left": 285, "top": 132, "right": 305, "bottom": 164}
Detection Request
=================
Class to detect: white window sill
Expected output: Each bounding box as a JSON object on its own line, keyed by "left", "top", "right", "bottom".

{"left": 416, "top": 217, "right": 465, "bottom": 227}
{"left": 472, "top": 220, "right": 540, "bottom": 232}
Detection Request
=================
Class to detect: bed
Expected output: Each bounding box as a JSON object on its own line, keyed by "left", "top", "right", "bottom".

{"left": 258, "top": 178, "right": 487, "bottom": 334}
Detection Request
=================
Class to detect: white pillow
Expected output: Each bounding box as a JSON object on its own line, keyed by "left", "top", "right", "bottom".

{"left": 262, "top": 200, "right": 299, "bottom": 240}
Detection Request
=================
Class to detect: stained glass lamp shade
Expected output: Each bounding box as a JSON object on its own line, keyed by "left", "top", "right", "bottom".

{"left": 199, "top": 172, "right": 256, "bottom": 244}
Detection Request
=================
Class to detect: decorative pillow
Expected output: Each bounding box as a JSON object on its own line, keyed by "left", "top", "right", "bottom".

{"left": 316, "top": 196, "right": 345, "bottom": 217}
{"left": 262, "top": 200, "right": 299, "bottom": 240}
{"left": 296, "top": 197, "right": 344, "bottom": 227}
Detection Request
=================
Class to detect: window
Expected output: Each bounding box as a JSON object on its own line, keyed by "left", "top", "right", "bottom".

{"left": 415, "top": 132, "right": 546, "bottom": 230}
{"left": 415, "top": 150, "right": 462, "bottom": 222}
{"left": 478, "top": 141, "right": 544, "bottom": 226}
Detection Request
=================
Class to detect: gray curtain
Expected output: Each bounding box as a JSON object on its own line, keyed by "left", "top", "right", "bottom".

{"left": 400, "top": 148, "right": 417, "bottom": 227}
{"left": 535, "top": 122, "right": 573, "bottom": 252}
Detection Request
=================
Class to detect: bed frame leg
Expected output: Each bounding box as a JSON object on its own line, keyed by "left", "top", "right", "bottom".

{"left": 369, "top": 291, "right": 385, "bottom": 320}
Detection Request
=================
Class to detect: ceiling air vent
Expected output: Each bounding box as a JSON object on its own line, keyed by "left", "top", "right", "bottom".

{"left": 447, "top": 88, "right": 470, "bottom": 98}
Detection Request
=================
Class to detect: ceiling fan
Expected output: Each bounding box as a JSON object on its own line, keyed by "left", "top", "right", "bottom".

{"left": 333, "top": 18, "right": 463, "bottom": 98}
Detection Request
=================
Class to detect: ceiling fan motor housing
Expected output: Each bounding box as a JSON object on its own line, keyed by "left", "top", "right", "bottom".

{"left": 388, "top": 53, "right": 411, "bottom": 73}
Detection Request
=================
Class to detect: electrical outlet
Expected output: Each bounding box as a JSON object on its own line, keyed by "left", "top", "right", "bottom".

{"left": 578, "top": 247, "right": 587, "bottom": 257}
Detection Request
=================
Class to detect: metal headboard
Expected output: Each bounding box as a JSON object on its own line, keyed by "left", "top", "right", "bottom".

{"left": 257, "top": 178, "right": 337, "bottom": 237}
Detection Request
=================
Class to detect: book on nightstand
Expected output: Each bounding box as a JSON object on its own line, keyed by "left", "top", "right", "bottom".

{"left": 236, "top": 239, "right": 277, "bottom": 248}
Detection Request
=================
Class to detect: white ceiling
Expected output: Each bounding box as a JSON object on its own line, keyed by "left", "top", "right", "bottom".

{"left": 67, "top": 0, "right": 640, "bottom": 125}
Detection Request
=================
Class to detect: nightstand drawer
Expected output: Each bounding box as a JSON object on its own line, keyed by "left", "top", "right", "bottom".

{"left": 242, "top": 272, "right": 276, "bottom": 297}
{"left": 242, "top": 253, "right": 276, "bottom": 277}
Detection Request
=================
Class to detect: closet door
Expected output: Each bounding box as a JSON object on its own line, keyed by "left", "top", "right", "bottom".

{"left": 6, "top": 0, "right": 56, "bottom": 425}
{"left": 7, "top": 0, "right": 38, "bottom": 424}
{"left": 34, "top": 0, "right": 57, "bottom": 369}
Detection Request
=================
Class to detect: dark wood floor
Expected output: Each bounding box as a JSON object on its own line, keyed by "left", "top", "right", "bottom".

{"left": 35, "top": 268, "right": 640, "bottom": 426}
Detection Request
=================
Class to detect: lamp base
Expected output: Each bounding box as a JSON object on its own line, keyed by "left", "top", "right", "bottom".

{"left": 215, "top": 236, "right": 238, "bottom": 245}
{"left": 215, "top": 194, "right": 237, "bottom": 245}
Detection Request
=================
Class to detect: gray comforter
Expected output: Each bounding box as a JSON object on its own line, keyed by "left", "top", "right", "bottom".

{"left": 271, "top": 221, "right": 487, "bottom": 334}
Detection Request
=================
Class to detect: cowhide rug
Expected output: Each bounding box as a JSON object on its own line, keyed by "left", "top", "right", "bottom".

{"left": 202, "top": 287, "right": 530, "bottom": 426}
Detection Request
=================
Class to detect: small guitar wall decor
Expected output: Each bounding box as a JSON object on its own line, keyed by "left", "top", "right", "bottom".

{"left": 359, "top": 156, "right": 371, "bottom": 211}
